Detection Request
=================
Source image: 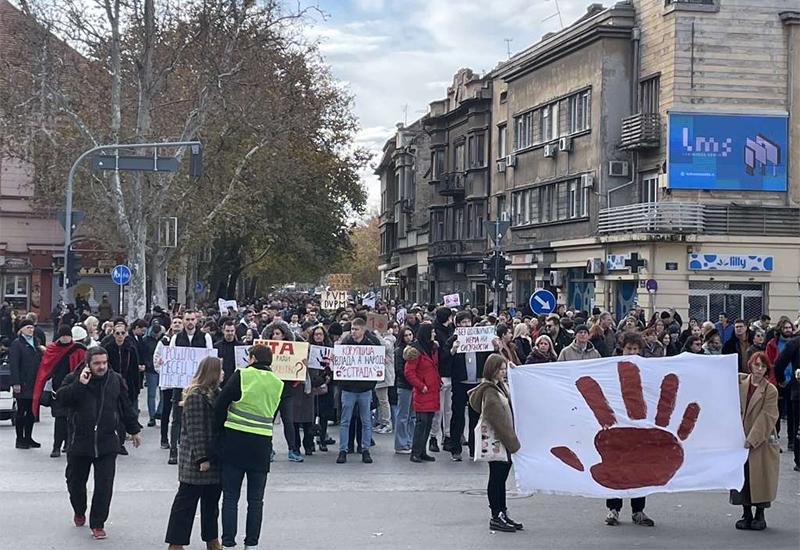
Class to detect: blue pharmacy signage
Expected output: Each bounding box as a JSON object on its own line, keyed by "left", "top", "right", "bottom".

{"left": 668, "top": 113, "right": 787, "bottom": 191}
{"left": 687, "top": 254, "right": 773, "bottom": 272}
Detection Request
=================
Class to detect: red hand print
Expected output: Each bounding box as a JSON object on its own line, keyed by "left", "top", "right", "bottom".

{"left": 550, "top": 361, "right": 700, "bottom": 490}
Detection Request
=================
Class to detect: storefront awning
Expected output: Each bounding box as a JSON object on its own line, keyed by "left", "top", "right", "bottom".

{"left": 550, "top": 261, "right": 589, "bottom": 269}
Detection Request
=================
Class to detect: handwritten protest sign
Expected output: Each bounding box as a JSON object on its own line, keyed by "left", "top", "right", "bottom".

{"left": 455, "top": 326, "right": 496, "bottom": 353}
{"left": 396, "top": 308, "right": 407, "bottom": 325}
{"left": 366, "top": 312, "right": 389, "bottom": 333}
{"left": 308, "top": 345, "right": 332, "bottom": 370}
{"left": 234, "top": 345, "right": 250, "bottom": 369}
{"left": 327, "top": 273, "right": 352, "bottom": 290}
{"left": 321, "top": 290, "right": 348, "bottom": 311}
{"left": 253, "top": 339, "right": 309, "bottom": 381}
{"left": 160, "top": 346, "right": 216, "bottom": 388}
{"left": 362, "top": 293, "right": 377, "bottom": 309}
{"left": 333, "top": 344, "right": 385, "bottom": 381}
{"left": 443, "top": 293, "right": 460, "bottom": 307}
{"left": 218, "top": 299, "right": 238, "bottom": 314}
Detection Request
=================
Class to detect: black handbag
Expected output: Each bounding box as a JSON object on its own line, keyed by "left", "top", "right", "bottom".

{"left": 39, "top": 379, "right": 54, "bottom": 407}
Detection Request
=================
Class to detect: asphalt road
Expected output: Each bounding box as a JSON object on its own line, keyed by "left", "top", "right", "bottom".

{"left": 1, "top": 406, "right": 798, "bottom": 550}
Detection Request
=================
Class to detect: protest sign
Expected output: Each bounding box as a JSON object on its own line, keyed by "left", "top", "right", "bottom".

{"left": 252, "top": 339, "right": 309, "bottom": 381}
{"left": 160, "top": 346, "right": 216, "bottom": 389}
{"left": 327, "top": 273, "right": 352, "bottom": 290}
{"left": 308, "top": 345, "right": 333, "bottom": 370}
{"left": 321, "top": 290, "right": 348, "bottom": 311}
{"left": 366, "top": 312, "right": 389, "bottom": 333}
{"left": 396, "top": 308, "right": 407, "bottom": 325}
{"left": 507, "top": 353, "right": 747, "bottom": 498}
{"left": 455, "top": 326, "right": 495, "bottom": 353}
{"left": 333, "top": 344, "right": 385, "bottom": 381}
{"left": 362, "top": 292, "right": 377, "bottom": 309}
{"left": 217, "top": 298, "right": 238, "bottom": 314}
{"left": 443, "top": 293, "right": 460, "bottom": 307}
{"left": 234, "top": 345, "right": 250, "bottom": 369}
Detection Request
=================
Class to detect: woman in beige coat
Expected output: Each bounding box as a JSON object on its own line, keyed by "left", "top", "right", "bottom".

{"left": 468, "top": 354, "right": 522, "bottom": 534}
{"left": 730, "top": 351, "right": 780, "bottom": 531}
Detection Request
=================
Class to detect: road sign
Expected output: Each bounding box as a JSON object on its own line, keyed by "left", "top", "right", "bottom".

{"left": 91, "top": 155, "right": 179, "bottom": 172}
{"left": 195, "top": 281, "right": 204, "bottom": 293}
{"left": 484, "top": 220, "right": 511, "bottom": 245}
{"left": 56, "top": 210, "right": 85, "bottom": 232}
{"left": 645, "top": 279, "right": 658, "bottom": 293}
{"left": 111, "top": 264, "right": 131, "bottom": 285}
{"left": 529, "top": 289, "right": 556, "bottom": 315}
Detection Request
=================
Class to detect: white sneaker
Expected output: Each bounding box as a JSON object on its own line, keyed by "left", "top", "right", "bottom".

{"left": 244, "top": 546, "right": 258, "bottom": 550}
{"left": 395, "top": 448, "right": 412, "bottom": 454}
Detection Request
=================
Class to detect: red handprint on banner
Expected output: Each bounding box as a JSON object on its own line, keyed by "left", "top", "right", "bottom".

{"left": 550, "top": 361, "right": 700, "bottom": 489}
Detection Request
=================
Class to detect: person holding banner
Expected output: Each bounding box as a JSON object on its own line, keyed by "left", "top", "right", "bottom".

{"left": 730, "top": 352, "right": 780, "bottom": 531}
{"left": 308, "top": 325, "right": 335, "bottom": 452}
{"left": 403, "top": 323, "right": 441, "bottom": 463}
{"left": 467, "top": 354, "right": 522, "bottom": 533}
{"left": 155, "top": 317, "right": 183, "bottom": 451}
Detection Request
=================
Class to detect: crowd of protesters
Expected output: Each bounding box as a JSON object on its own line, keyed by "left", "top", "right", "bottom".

{"left": 1, "top": 292, "right": 796, "bottom": 543}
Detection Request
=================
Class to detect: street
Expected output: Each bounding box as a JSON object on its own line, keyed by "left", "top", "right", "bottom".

{"left": 1, "top": 406, "right": 798, "bottom": 550}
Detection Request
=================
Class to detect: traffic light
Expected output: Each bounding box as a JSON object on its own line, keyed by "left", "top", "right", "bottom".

{"left": 66, "top": 250, "right": 82, "bottom": 288}
{"left": 495, "top": 254, "right": 511, "bottom": 291}
{"left": 482, "top": 253, "right": 498, "bottom": 287}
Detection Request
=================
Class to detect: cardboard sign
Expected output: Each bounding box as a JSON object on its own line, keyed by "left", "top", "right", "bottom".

{"left": 443, "top": 293, "right": 460, "bottom": 307}
{"left": 308, "top": 345, "right": 332, "bottom": 370}
{"left": 327, "top": 273, "right": 352, "bottom": 290}
{"left": 321, "top": 290, "right": 348, "bottom": 311}
{"left": 252, "top": 339, "right": 309, "bottom": 381}
{"left": 366, "top": 312, "right": 389, "bottom": 333}
{"left": 455, "top": 326, "right": 496, "bottom": 353}
{"left": 218, "top": 299, "right": 238, "bottom": 314}
{"left": 160, "top": 346, "right": 217, "bottom": 389}
{"left": 234, "top": 345, "right": 250, "bottom": 369}
{"left": 333, "top": 344, "right": 385, "bottom": 381}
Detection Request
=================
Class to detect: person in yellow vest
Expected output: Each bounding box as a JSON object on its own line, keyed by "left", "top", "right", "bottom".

{"left": 215, "top": 344, "right": 284, "bottom": 550}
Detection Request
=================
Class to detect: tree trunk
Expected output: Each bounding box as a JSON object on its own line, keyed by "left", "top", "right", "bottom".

{"left": 150, "top": 246, "right": 169, "bottom": 310}
{"left": 226, "top": 268, "right": 241, "bottom": 299}
{"left": 127, "top": 223, "right": 147, "bottom": 319}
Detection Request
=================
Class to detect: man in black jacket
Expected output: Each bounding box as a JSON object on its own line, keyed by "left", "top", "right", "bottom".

{"left": 104, "top": 322, "right": 140, "bottom": 455}
{"left": 773, "top": 336, "right": 800, "bottom": 470}
{"left": 431, "top": 306, "right": 454, "bottom": 453}
{"left": 57, "top": 346, "right": 141, "bottom": 540}
{"left": 215, "top": 319, "right": 242, "bottom": 386}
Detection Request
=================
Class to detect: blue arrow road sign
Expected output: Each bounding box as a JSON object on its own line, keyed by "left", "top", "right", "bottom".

{"left": 195, "top": 281, "right": 204, "bottom": 293}
{"left": 111, "top": 264, "right": 131, "bottom": 285}
{"left": 529, "top": 289, "right": 556, "bottom": 315}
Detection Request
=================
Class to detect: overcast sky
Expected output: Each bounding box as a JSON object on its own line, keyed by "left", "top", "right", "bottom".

{"left": 307, "top": 0, "right": 599, "bottom": 212}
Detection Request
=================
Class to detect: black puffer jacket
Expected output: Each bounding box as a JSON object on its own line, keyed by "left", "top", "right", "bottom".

{"left": 57, "top": 369, "right": 140, "bottom": 457}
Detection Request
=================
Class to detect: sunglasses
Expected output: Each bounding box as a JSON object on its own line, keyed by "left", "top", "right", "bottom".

{"left": 114, "top": 331, "right": 126, "bottom": 336}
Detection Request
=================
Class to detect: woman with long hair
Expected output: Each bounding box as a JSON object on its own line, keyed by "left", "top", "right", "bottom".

{"left": 525, "top": 335, "right": 557, "bottom": 364}
{"left": 468, "top": 354, "right": 522, "bottom": 533}
{"left": 394, "top": 327, "right": 416, "bottom": 454}
{"left": 404, "top": 323, "right": 441, "bottom": 463}
{"left": 165, "top": 356, "right": 224, "bottom": 550}
{"left": 308, "top": 325, "right": 335, "bottom": 452}
{"left": 496, "top": 324, "right": 521, "bottom": 366}
{"left": 512, "top": 323, "right": 532, "bottom": 362}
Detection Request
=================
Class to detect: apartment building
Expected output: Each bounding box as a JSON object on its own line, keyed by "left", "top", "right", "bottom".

{"left": 489, "top": 0, "right": 799, "bottom": 321}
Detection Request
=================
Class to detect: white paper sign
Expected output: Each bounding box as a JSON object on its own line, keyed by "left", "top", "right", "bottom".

{"left": 455, "top": 326, "right": 495, "bottom": 353}
{"left": 308, "top": 345, "right": 332, "bottom": 370}
{"left": 321, "top": 290, "right": 348, "bottom": 311}
{"left": 160, "top": 346, "right": 217, "bottom": 389}
{"left": 507, "top": 353, "right": 748, "bottom": 498}
{"left": 218, "top": 299, "right": 238, "bottom": 314}
{"left": 333, "top": 344, "right": 385, "bottom": 381}
{"left": 443, "top": 293, "right": 460, "bottom": 307}
{"left": 362, "top": 296, "right": 377, "bottom": 309}
{"left": 234, "top": 345, "right": 250, "bottom": 369}
{"left": 396, "top": 308, "right": 407, "bottom": 325}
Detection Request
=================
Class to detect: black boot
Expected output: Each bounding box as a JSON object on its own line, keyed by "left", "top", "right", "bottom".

{"left": 428, "top": 437, "right": 440, "bottom": 453}
{"left": 750, "top": 507, "right": 766, "bottom": 531}
{"left": 489, "top": 513, "right": 516, "bottom": 533}
{"left": 442, "top": 436, "right": 454, "bottom": 453}
{"left": 735, "top": 506, "right": 753, "bottom": 530}
{"left": 501, "top": 510, "right": 524, "bottom": 531}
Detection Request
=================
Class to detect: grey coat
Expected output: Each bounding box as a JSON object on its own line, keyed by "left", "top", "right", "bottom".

{"left": 178, "top": 390, "right": 221, "bottom": 485}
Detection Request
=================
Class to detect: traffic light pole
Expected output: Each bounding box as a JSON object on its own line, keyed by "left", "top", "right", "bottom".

{"left": 62, "top": 140, "right": 202, "bottom": 297}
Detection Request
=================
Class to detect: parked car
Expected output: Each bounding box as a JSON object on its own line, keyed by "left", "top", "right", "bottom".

{"left": 0, "top": 339, "right": 14, "bottom": 423}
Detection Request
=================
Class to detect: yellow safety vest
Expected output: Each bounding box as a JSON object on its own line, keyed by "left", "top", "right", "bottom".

{"left": 224, "top": 367, "right": 284, "bottom": 436}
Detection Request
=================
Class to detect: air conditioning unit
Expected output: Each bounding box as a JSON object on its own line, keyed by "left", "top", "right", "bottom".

{"left": 543, "top": 144, "right": 557, "bottom": 158}
{"left": 559, "top": 137, "right": 572, "bottom": 152}
{"left": 581, "top": 173, "right": 595, "bottom": 189}
{"left": 608, "top": 160, "right": 629, "bottom": 177}
{"left": 549, "top": 270, "right": 564, "bottom": 287}
{"left": 586, "top": 258, "right": 604, "bottom": 274}
{"left": 506, "top": 154, "right": 517, "bottom": 167}
{"left": 496, "top": 158, "right": 506, "bottom": 173}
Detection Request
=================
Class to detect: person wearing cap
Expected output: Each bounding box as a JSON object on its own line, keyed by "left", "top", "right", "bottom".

{"left": 557, "top": 324, "right": 601, "bottom": 362}
{"left": 31, "top": 325, "right": 87, "bottom": 457}
{"left": 9, "top": 318, "right": 44, "bottom": 449}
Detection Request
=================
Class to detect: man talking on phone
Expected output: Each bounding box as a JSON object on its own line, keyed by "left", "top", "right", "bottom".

{"left": 56, "top": 346, "right": 142, "bottom": 540}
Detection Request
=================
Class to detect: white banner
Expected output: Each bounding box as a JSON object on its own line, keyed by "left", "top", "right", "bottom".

{"left": 218, "top": 299, "right": 238, "bottom": 314}
{"left": 333, "top": 344, "right": 385, "bottom": 381}
{"left": 443, "top": 293, "right": 460, "bottom": 307}
{"left": 234, "top": 345, "right": 250, "bottom": 369}
{"left": 321, "top": 290, "right": 348, "bottom": 311}
{"left": 508, "top": 353, "right": 747, "bottom": 498}
{"left": 160, "top": 346, "right": 217, "bottom": 389}
{"left": 455, "top": 326, "right": 495, "bottom": 353}
{"left": 308, "top": 345, "right": 332, "bottom": 370}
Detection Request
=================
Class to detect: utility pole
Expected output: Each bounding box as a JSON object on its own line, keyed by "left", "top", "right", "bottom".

{"left": 504, "top": 38, "right": 513, "bottom": 59}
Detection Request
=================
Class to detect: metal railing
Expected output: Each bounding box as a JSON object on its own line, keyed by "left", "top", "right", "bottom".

{"left": 598, "top": 202, "right": 704, "bottom": 234}
{"left": 620, "top": 113, "right": 661, "bottom": 150}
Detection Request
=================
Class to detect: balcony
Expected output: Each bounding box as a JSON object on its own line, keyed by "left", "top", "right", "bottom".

{"left": 438, "top": 172, "right": 465, "bottom": 197}
{"left": 598, "top": 202, "right": 800, "bottom": 237}
{"left": 429, "top": 239, "right": 486, "bottom": 260}
{"left": 620, "top": 113, "right": 661, "bottom": 150}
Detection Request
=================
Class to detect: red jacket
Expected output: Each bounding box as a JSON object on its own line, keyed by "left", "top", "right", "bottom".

{"left": 403, "top": 344, "right": 441, "bottom": 413}
{"left": 763, "top": 338, "right": 783, "bottom": 386}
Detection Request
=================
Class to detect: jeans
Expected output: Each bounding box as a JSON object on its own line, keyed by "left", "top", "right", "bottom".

{"left": 145, "top": 371, "right": 160, "bottom": 420}
{"left": 412, "top": 412, "right": 434, "bottom": 457}
{"left": 375, "top": 387, "right": 391, "bottom": 427}
{"left": 221, "top": 462, "right": 267, "bottom": 548}
{"left": 339, "top": 390, "right": 373, "bottom": 453}
{"left": 394, "top": 387, "right": 415, "bottom": 451}
{"left": 165, "top": 482, "right": 221, "bottom": 545}
{"left": 488, "top": 461, "right": 512, "bottom": 515}
{"left": 66, "top": 453, "right": 117, "bottom": 529}
{"left": 606, "top": 497, "right": 646, "bottom": 513}
{"left": 431, "top": 377, "right": 452, "bottom": 441}
{"left": 450, "top": 382, "right": 479, "bottom": 456}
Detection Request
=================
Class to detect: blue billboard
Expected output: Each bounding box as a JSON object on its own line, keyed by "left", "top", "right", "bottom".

{"left": 667, "top": 113, "right": 787, "bottom": 191}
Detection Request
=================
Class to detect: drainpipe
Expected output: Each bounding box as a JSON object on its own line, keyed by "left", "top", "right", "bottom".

{"left": 780, "top": 12, "right": 799, "bottom": 206}
{"left": 631, "top": 26, "right": 641, "bottom": 204}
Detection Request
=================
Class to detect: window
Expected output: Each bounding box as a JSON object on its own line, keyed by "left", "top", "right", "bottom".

{"left": 474, "top": 133, "right": 486, "bottom": 167}
{"left": 640, "top": 76, "right": 660, "bottom": 114}
{"left": 466, "top": 203, "right": 474, "bottom": 238}
{"left": 432, "top": 211, "right": 445, "bottom": 241}
{"left": 569, "top": 180, "right": 578, "bottom": 218}
{"left": 455, "top": 143, "right": 466, "bottom": 172}
{"left": 476, "top": 202, "right": 485, "bottom": 238}
{"left": 4, "top": 275, "right": 27, "bottom": 298}
{"left": 497, "top": 194, "right": 507, "bottom": 221}
{"left": 512, "top": 176, "right": 590, "bottom": 226}
{"left": 498, "top": 125, "right": 507, "bottom": 158}
{"left": 641, "top": 172, "right": 659, "bottom": 203}
{"left": 540, "top": 103, "right": 557, "bottom": 142}
{"left": 454, "top": 208, "right": 464, "bottom": 240}
{"left": 569, "top": 90, "right": 591, "bottom": 133}
{"left": 514, "top": 111, "right": 534, "bottom": 150}
{"left": 689, "top": 282, "right": 763, "bottom": 323}
{"left": 431, "top": 150, "right": 444, "bottom": 179}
